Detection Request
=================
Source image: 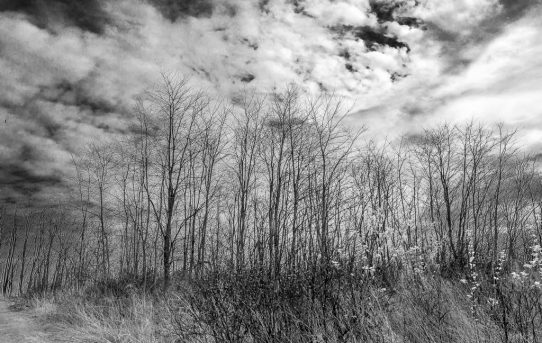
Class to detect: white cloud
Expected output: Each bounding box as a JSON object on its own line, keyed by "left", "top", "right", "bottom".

{"left": 353, "top": 2, "right": 542, "bottom": 149}
{"left": 303, "top": 0, "right": 373, "bottom": 26}
{"left": 424, "top": 9, "right": 542, "bottom": 142}
{"left": 1, "top": 0, "right": 541, "bottom": 202}
{"left": 414, "top": 0, "right": 501, "bottom": 35}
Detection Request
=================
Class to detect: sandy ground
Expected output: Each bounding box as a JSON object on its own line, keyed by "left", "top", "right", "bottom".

{"left": 0, "top": 298, "right": 53, "bottom": 343}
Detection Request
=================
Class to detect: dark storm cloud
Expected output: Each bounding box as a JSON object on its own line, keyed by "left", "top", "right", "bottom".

{"left": 500, "top": 0, "right": 540, "bottom": 21}
{"left": 38, "top": 80, "right": 127, "bottom": 117}
{"left": 326, "top": 1, "right": 413, "bottom": 59}
{"left": 0, "top": 158, "right": 63, "bottom": 206}
{"left": 369, "top": 0, "right": 411, "bottom": 23}
{"left": 339, "top": 25, "right": 410, "bottom": 52}
{"left": 148, "top": 0, "right": 215, "bottom": 21}
{"left": 2, "top": 76, "right": 127, "bottom": 140}
{"left": 0, "top": 0, "right": 110, "bottom": 34}
{"left": 0, "top": 8, "right": 144, "bottom": 207}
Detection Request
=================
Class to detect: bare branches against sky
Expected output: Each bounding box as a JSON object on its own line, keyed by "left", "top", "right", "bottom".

{"left": 0, "top": 0, "right": 541, "bottom": 205}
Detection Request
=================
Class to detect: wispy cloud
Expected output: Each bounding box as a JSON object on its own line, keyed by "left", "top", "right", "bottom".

{"left": 353, "top": 0, "right": 542, "bottom": 147}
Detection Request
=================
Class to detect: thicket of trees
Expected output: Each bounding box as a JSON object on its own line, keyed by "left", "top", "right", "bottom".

{"left": 1, "top": 76, "right": 542, "bottom": 341}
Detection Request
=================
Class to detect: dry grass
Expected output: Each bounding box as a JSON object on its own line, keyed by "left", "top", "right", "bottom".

{"left": 28, "top": 273, "right": 505, "bottom": 343}
{"left": 387, "top": 275, "right": 501, "bottom": 343}
{"left": 65, "top": 296, "right": 167, "bottom": 343}
{"left": 31, "top": 296, "right": 58, "bottom": 317}
{"left": 28, "top": 293, "right": 176, "bottom": 343}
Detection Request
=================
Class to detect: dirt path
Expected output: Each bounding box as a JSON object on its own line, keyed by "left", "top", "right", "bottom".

{"left": 0, "top": 298, "right": 52, "bottom": 343}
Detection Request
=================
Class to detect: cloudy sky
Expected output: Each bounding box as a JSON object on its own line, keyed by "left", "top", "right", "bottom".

{"left": 0, "top": 0, "right": 541, "bottom": 206}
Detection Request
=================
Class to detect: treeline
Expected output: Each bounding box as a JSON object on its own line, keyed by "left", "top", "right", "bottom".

{"left": 0, "top": 209, "right": 74, "bottom": 295}
{"left": 1, "top": 76, "right": 542, "bottom": 340}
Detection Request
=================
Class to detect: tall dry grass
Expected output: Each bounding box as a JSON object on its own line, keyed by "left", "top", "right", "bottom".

{"left": 27, "top": 271, "right": 507, "bottom": 343}
{"left": 29, "top": 292, "right": 175, "bottom": 343}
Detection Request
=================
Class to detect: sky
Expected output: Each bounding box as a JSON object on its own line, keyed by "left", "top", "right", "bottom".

{"left": 0, "top": 0, "right": 541, "bottom": 206}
